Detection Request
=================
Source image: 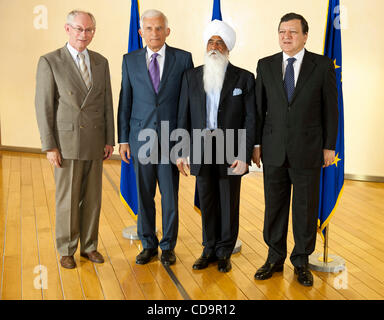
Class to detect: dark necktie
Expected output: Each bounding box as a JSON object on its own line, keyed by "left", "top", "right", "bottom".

{"left": 284, "top": 57, "right": 296, "bottom": 103}
{"left": 148, "top": 52, "right": 160, "bottom": 94}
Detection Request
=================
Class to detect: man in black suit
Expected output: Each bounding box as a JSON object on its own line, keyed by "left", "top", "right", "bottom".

{"left": 177, "top": 20, "right": 256, "bottom": 273}
{"left": 253, "top": 13, "right": 338, "bottom": 286}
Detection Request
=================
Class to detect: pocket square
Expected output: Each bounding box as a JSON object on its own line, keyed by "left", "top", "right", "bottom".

{"left": 233, "top": 88, "right": 242, "bottom": 96}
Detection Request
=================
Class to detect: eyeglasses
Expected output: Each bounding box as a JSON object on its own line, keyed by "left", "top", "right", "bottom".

{"left": 69, "top": 25, "right": 95, "bottom": 35}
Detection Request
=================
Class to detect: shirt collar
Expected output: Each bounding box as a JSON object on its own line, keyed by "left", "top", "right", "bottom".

{"left": 66, "top": 42, "right": 89, "bottom": 59}
{"left": 283, "top": 47, "right": 305, "bottom": 63}
{"left": 146, "top": 43, "right": 166, "bottom": 58}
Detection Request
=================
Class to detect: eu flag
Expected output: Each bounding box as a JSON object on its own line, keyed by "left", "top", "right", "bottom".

{"left": 212, "top": 0, "right": 222, "bottom": 20}
{"left": 194, "top": 0, "right": 223, "bottom": 214}
{"left": 120, "top": 0, "right": 142, "bottom": 220}
{"left": 318, "top": 0, "right": 345, "bottom": 240}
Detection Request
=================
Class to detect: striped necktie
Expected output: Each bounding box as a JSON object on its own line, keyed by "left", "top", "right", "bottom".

{"left": 78, "top": 53, "right": 91, "bottom": 90}
{"left": 148, "top": 53, "right": 160, "bottom": 94}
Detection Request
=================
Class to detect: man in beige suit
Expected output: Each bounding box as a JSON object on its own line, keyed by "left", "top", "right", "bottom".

{"left": 35, "top": 10, "right": 114, "bottom": 269}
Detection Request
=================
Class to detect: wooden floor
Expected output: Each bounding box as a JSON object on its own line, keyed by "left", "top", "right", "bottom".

{"left": 0, "top": 151, "right": 384, "bottom": 300}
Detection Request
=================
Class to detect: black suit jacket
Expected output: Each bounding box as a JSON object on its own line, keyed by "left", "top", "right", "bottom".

{"left": 178, "top": 63, "right": 256, "bottom": 177}
{"left": 256, "top": 50, "right": 338, "bottom": 169}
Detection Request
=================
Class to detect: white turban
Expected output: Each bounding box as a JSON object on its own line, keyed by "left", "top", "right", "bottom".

{"left": 203, "top": 19, "right": 236, "bottom": 51}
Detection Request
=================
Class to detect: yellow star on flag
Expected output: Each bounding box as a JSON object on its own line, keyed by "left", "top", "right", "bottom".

{"left": 332, "top": 153, "right": 341, "bottom": 167}
{"left": 334, "top": 59, "right": 340, "bottom": 69}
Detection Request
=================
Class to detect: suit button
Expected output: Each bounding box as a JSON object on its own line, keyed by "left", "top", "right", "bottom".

{"left": 288, "top": 107, "right": 291, "bottom": 111}
{"left": 154, "top": 122, "right": 157, "bottom": 126}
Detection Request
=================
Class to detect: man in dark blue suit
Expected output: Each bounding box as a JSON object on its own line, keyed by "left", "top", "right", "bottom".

{"left": 117, "top": 9, "right": 193, "bottom": 265}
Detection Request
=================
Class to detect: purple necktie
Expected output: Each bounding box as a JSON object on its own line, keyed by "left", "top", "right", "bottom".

{"left": 148, "top": 52, "right": 160, "bottom": 94}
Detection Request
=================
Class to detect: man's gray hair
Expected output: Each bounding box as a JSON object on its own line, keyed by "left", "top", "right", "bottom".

{"left": 66, "top": 10, "right": 96, "bottom": 27}
{"left": 140, "top": 9, "right": 168, "bottom": 29}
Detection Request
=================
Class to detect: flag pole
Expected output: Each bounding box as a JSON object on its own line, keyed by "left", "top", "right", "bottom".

{"left": 309, "top": 222, "right": 345, "bottom": 272}
{"left": 323, "top": 225, "right": 329, "bottom": 263}
{"left": 308, "top": 0, "right": 346, "bottom": 274}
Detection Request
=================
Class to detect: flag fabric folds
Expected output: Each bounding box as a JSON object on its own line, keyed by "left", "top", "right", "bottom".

{"left": 119, "top": 0, "right": 142, "bottom": 220}
{"left": 318, "top": 0, "right": 345, "bottom": 240}
{"left": 194, "top": 0, "right": 223, "bottom": 214}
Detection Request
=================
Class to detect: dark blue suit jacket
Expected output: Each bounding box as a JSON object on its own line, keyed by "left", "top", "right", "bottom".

{"left": 118, "top": 44, "right": 193, "bottom": 158}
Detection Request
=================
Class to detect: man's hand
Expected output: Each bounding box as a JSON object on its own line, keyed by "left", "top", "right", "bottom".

{"left": 104, "top": 145, "right": 114, "bottom": 160}
{"left": 176, "top": 158, "right": 190, "bottom": 177}
{"left": 230, "top": 160, "right": 248, "bottom": 175}
{"left": 323, "top": 149, "right": 335, "bottom": 168}
{"left": 119, "top": 144, "right": 131, "bottom": 164}
{"left": 252, "top": 146, "right": 261, "bottom": 168}
{"left": 47, "top": 148, "right": 62, "bottom": 168}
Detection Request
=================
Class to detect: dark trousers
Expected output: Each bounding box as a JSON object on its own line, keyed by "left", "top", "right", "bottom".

{"left": 263, "top": 164, "right": 321, "bottom": 266}
{"left": 133, "top": 155, "right": 179, "bottom": 251}
{"left": 196, "top": 163, "right": 242, "bottom": 258}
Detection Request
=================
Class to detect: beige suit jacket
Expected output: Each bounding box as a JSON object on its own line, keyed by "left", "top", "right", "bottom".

{"left": 35, "top": 45, "right": 115, "bottom": 160}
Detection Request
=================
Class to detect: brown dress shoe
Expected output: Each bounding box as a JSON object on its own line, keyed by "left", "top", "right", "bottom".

{"left": 60, "top": 256, "right": 76, "bottom": 269}
{"left": 80, "top": 251, "right": 105, "bottom": 263}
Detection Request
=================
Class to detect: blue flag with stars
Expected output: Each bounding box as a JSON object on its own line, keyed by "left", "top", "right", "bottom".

{"left": 119, "top": 0, "right": 142, "bottom": 220}
{"left": 318, "top": 0, "right": 345, "bottom": 240}
{"left": 194, "top": 0, "right": 223, "bottom": 214}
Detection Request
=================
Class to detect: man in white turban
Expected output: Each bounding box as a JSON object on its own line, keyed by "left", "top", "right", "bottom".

{"left": 177, "top": 19, "right": 258, "bottom": 273}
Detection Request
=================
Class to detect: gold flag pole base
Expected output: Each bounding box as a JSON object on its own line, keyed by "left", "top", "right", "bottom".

{"left": 122, "top": 225, "right": 140, "bottom": 240}
{"left": 232, "top": 240, "right": 242, "bottom": 254}
{"left": 122, "top": 225, "right": 158, "bottom": 240}
{"left": 309, "top": 253, "right": 345, "bottom": 272}
{"left": 309, "top": 225, "right": 345, "bottom": 273}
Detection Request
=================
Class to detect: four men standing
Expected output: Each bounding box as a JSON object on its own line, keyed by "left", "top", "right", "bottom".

{"left": 35, "top": 9, "right": 338, "bottom": 287}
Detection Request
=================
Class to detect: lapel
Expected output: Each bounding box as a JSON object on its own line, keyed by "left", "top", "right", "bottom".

{"left": 219, "top": 63, "right": 239, "bottom": 106}
{"left": 290, "top": 49, "right": 316, "bottom": 103}
{"left": 270, "top": 52, "right": 287, "bottom": 102}
{"left": 194, "top": 67, "right": 207, "bottom": 127}
{"left": 80, "top": 50, "right": 103, "bottom": 108}
{"left": 88, "top": 50, "right": 102, "bottom": 91}
{"left": 158, "top": 44, "right": 175, "bottom": 94}
{"left": 61, "top": 46, "right": 88, "bottom": 96}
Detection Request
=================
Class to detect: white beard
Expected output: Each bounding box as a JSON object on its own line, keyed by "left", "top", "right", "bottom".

{"left": 203, "top": 50, "right": 229, "bottom": 94}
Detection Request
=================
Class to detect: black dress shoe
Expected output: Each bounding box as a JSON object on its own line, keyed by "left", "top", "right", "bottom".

{"left": 217, "top": 257, "right": 232, "bottom": 273}
{"left": 161, "top": 250, "right": 176, "bottom": 265}
{"left": 254, "top": 261, "right": 284, "bottom": 280}
{"left": 136, "top": 248, "right": 158, "bottom": 265}
{"left": 192, "top": 254, "right": 218, "bottom": 270}
{"left": 294, "top": 265, "right": 313, "bottom": 287}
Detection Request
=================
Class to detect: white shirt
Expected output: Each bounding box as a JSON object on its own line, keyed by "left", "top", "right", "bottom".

{"left": 282, "top": 48, "right": 305, "bottom": 86}
{"left": 146, "top": 44, "right": 166, "bottom": 80}
{"left": 206, "top": 90, "right": 221, "bottom": 129}
{"left": 66, "top": 42, "right": 92, "bottom": 82}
